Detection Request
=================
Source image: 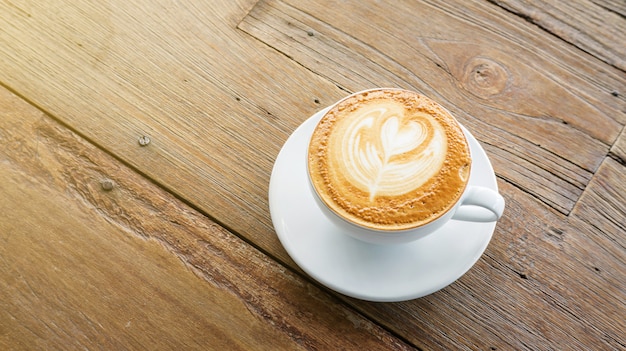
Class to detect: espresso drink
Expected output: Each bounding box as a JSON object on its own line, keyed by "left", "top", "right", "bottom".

{"left": 308, "top": 88, "right": 471, "bottom": 231}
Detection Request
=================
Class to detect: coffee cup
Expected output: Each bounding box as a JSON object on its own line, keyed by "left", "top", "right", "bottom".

{"left": 307, "top": 88, "right": 505, "bottom": 245}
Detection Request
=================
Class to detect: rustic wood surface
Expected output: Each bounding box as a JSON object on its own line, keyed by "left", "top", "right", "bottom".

{"left": 0, "top": 87, "right": 412, "bottom": 350}
{"left": 1, "top": 0, "right": 624, "bottom": 350}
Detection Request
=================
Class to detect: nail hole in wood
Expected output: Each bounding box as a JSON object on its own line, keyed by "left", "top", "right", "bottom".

{"left": 138, "top": 135, "right": 151, "bottom": 146}
{"left": 101, "top": 179, "right": 115, "bottom": 191}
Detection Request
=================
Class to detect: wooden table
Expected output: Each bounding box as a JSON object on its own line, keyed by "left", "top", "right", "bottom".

{"left": 1, "top": 1, "right": 624, "bottom": 349}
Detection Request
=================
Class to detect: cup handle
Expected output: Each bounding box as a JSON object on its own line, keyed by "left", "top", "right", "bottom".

{"left": 452, "top": 186, "right": 505, "bottom": 222}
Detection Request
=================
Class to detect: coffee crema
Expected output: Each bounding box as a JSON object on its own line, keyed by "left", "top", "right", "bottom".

{"left": 308, "top": 88, "right": 471, "bottom": 231}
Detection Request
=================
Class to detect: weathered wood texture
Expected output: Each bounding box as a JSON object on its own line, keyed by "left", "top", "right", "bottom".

{"left": 611, "top": 127, "right": 626, "bottom": 162}
{"left": 240, "top": 0, "right": 625, "bottom": 215}
{"left": 0, "top": 86, "right": 413, "bottom": 350}
{"left": 590, "top": 0, "right": 626, "bottom": 17}
{"left": 351, "top": 177, "right": 625, "bottom": 350}
{"left": 1, "top": 0, "right": 624, "bottom": 350}
{"left": 237, "top": 1, "right": 626, "bottom": 348}
{"left": 239, "top": 1, "right": 626, "bottom": 348}
{"left": 488, "top": 0, "right": 626, "bottom": 71}
{"left": 0, "top": 0, "right": 345, "bottom": 265}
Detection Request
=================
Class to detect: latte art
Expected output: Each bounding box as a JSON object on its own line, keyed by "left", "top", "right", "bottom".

{"left": 308, "top": 89, "right": 471, "bottom": 231}
{"left": 338, "top": 106, "right": 446, "bottom": 201}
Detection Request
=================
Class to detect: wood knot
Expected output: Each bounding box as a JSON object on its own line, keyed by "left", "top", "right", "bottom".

{"left": 462, "top": 57, "right": 510, "bottom": 99}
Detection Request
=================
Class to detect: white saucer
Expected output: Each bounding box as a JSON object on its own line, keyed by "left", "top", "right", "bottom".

{"left": 269, "top": 108, "right": 498, "bottom": 302}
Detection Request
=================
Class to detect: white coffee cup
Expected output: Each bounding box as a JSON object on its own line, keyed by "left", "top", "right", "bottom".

{"left": 307, "top": 88, "right": 505, "bottom": 245}
{"left": 309, "top": 180, "right": 504, "bottom": 245}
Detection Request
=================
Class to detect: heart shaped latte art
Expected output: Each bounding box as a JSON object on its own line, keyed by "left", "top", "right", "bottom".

{"left": 308, "top": 89, "right": 471, "bottom": 230}
{"left": 338, "top": 104, "right": 447, "bottom": 201}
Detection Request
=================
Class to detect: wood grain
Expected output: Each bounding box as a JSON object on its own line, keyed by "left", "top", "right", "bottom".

{"left": 239, "top": 0, "right": 626, "bottom": 214}
{"left": 0, "top": 0, "right": 345, "bottom": 265}
{"left": 571, "top": 157, "right": 626, "bottom": 250}
{"left": 1, "top": 0, "right": 624, "bottom": 350}
{"left": 239, "top": 1, "right": 626, "bottom": 349}
{"left": 591, "top": 0, "right": 626, "bottom": 17}
{"left": 610, "top": 127, "right": 626, "bottom": 163}
{"left": 0, "top": 86, "right": 414, "bottom": 350}
{"left": 487, "top": 0, "right": 626, "bottom": 71}
{"left": 343, "top": 178, "right": 625, "bottom": 350}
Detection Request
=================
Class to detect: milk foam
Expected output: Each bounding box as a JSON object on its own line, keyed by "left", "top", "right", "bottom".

{"left": 335, "top": 104, "right": 447, "bottom": 201}
{"left": 308, "top": 89, "right": 471, "bottom": 231}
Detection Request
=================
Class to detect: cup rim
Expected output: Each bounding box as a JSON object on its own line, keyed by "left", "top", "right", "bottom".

{"left": 306, "top": 87, "right": 472, "bottom": 233}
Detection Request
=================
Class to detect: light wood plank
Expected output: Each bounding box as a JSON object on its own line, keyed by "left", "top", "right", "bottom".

{"left": 0, "top": 87, "right": 414, "bottom": 350}
{"left": 1, "top": 168, "right": 289, "bottom": 350}
{"left": 0, "top": 0, "right": 347, "bottom": 264}
{"left": 489, "top": 0, "right": 626, "bottom": 71}
{"left": 239, "top": 0, "right": 625, "bottom": 214}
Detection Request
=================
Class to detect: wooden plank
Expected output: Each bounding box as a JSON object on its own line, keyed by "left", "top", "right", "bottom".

{"left": 571, "top": 157, "right": 626, "bottom": 250}
{"left": 239, "top": 0, "right": 625, "bottom": 214}
{"left": 590, "top": 0, "right": 626, "bottom": 17}
{"left": 1, "top": 1, "right": 624, "bottom": 349}
{"left": 0, "top": 0, "right": 346, "bottom": 264}
{"left": 488, "top": 0, "right": 626, "bottom": 71}
{"left": 257, "top": 0, "right": 626, "bottom": 136}
{"left": 345, "top": 179, "right": 625, "bottom": 350}
{"left": 610, "top": 127, "right": 626, "bottom": 163}
{"left": 0, "top": 87, "right": 414, "bottom": 350}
